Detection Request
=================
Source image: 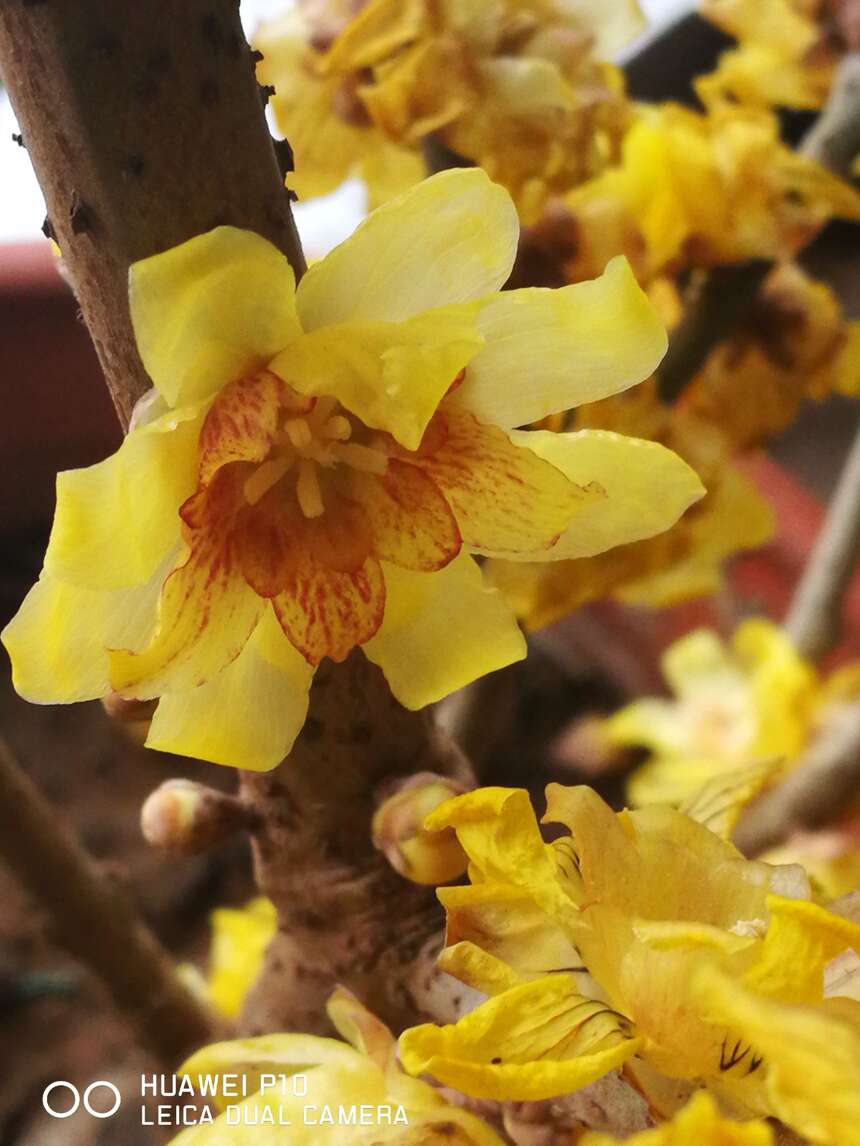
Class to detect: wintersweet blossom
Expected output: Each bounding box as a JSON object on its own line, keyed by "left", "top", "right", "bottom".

{"left": 257, "top": 0, "right": 643, "bottom": 219}
{"left": 698, "top": 0, "right": 839, "bottom": 111}
{"left": 398, "top": 784, "right": 860, "bottom": 1144}
{"left": 2, "top": 170, "right": 702, "bottom": 770}
{"left": 567, "top": 103, "right": 860, "bottom": 278}
{"left": 170, "top": 987, "right": 504, "bottom": 1145}
{"left": 581, "top": 1090, "right": 773, "bottom": 1145}
{"left": 607, "top": 619, "right": 860, "bottom": 807}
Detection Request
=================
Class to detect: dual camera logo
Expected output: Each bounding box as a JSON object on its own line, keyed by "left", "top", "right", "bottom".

{"left": 42, "top": 1080, "right": 122, "bottom": 1119}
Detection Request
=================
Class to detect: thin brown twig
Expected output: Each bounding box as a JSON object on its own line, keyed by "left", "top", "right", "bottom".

{"left": 734, "top": 703, "right": 860, "bottom": 856}
{"left": 0, "top": 735, "right": 217, "bottom": 1066}
{"left": 784, "top": 418, "right": 860, "bottom": 660}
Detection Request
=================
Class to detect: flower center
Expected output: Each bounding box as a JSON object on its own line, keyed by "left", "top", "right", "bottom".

{"left": 243, "top": 394, "right": 389, "bottom": 519}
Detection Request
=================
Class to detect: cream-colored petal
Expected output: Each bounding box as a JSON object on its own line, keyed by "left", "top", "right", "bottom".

{"left": 145, "top": 615, "right": 313, "bottom": 770}
{"left": 456, "top": 258, "right": 667, "bottom": 428}
{"left": 362, "top": 554, "right": 526, "bottom": 709}
{"left": 295, "top": 169, "right": 519, "bottom": 328}
{"left": 505, "top": 429, "right": 705, "bottom": 561}
{"left": 129, "top": 226, "right": 301, "bottom": 407}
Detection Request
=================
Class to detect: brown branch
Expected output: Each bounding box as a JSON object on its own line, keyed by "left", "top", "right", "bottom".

{"left": 784, "top": 418, "right": 860, "bottom": 661}
{"left": 1, "top": 0, "right": 476, "bottom": 1042}
{"left": 0, "top": 736, "right": 216, "bottom": 1065}
{"left": 0, "top": 0, "right": 304, "bottom": 428}
{"left": 655, "top": 261, "right": 772, "bottom": 403}
{"left": 800, "top": 52, "right": 860, "bottom": 177}
{"left": 734, "top": 703, "right": 860, "bottom": 856}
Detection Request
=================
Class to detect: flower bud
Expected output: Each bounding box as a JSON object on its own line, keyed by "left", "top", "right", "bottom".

{"left": 141, "top": 779, "right": 255, "bottom": 855}
{"left": 372, "top": 772, "right": 468, "bottom": 886}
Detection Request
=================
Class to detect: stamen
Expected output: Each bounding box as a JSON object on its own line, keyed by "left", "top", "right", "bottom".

{"left": 284, "top": 417, "right": 313, "bottom": 450}
{"left": 322, "top": 415, "right": 352, "bottom": 441}
{"left": 244, "top": 455, "right": 293, "bottom": 505}
{"left": 334, "top": 441, "right": 388, "bottom": 475}
{"left": 296, "top": 459, "right": 325, "bottom": 518}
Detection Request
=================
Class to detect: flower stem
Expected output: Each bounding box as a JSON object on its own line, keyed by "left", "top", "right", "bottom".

{"left": 0, "top": 736, "right": 216, "bottom": 1065}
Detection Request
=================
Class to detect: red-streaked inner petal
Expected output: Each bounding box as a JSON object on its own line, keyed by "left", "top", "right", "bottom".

{"left": 403, "top": 402, "right": 587, "bottom": 555}
{"left": 346, "top": 459, "right": 462, "bottom": 572}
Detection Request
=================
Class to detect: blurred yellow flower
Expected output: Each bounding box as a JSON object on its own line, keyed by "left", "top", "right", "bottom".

{"left": 205, "top": 898, "right": 277, "bottom": 1020}
{"left": 569, "top": 103, "right": 860, "bottom": 277}
{"left": 3, "top": 170, "right": 702, "bottom": 771}
{"left": 607, "top": 619, "right": 860, "bottom": 807}
{"left": 257, "top": 0, "right": 643, "bottom": 219}
{"left": 687, "top": 263, "right": 860, "bottom": 450}
{"left": 171, "top": 987, "right": 505, "bottom": 1145}
{"left": 698, "top": 0, "right": 837, "bottom": 111}
{"left": 581, "top": 1089, "right": 773, "bottom": 1145}
{"left": 399, "top": 784, "right": 860, "bottom": 1144}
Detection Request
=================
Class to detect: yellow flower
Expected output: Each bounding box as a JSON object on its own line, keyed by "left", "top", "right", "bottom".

{"left": 204, "top": 898, "right": 277, "bottom": 1020}
{"left": 258, "top": 0, "right": 643, "bottom": 220}
{"left": 568, "top": 103, "right": 860, "bottom": 277}
{"left": 580, "top": 1090, "right": 773, "bottom": 1145}
{"left": 2, "top": 170, "right": 703, "bottom": 771}
{"left": 607, "top": 619, "right": 860, "bottom": 808}
{"left": 698, "top": 0, "right": 837, "bottom": 111}
{"left": 170, "top": 987, "right": 505, "bottom": 1145}
{"left": 399, "top": 784, "right": 860, "bottom": 1144}
{"left": 254, "top": 5, "right": 425, "bottom": 208}
{"left": 686, "top": 263, "right": 860, "bottom": 450}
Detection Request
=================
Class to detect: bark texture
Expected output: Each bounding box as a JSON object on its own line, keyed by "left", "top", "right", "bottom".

{"left": 0, "top": 0, "right": 304, "bottom": 427}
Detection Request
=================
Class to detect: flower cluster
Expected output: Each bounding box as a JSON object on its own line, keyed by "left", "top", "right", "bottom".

{"left": 256, "top": 0, "right": 643, "bottom": 219}
{"left": 399, "top": 784, "right": 860, "bottom": 1144}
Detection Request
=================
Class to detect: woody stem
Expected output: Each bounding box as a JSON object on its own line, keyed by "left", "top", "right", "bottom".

{"left": 0, "top": 736, "right": 216, "bottom": 1065}
{"left": 1, "top": 0, "right": 473, "bottom": 1043}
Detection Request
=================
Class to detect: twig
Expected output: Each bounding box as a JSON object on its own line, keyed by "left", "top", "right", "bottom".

{"left": 734, "top": 703, "right": 860, "bottom": 855}
{"left": 657, "top": 52, "right": 860, "bottom": 405}
{"left": 800, "top": 52, "right": 860, "bottom": 177}
{"left": 655, "top": 261, "right": 772, "bottom": 403}
{"left": 784, "top": 418, "right": 860, "bottom": 660}
{"left": 0, "top": 736, "right": 216, "bottom": 1065}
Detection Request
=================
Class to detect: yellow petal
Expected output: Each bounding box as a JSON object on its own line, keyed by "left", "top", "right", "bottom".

{"left": 43, "top": 403, "right": 204, "bottom": 590}
{"left": 456, "top": 258, "right": 667, "bottom": 428}
{"left": 271, "top": 305, "right": 484, "bottom": 450}
{"left": 109, "top": 471, "right": 264, "bottom": 699}
{"left": 362, "top": 554, "right": 525, "bottom": 709}
{"left": 580, "top": 1090, "right": 774, "bottom": 1145}
{"left": 679, "top": 760, "right": 784, "bottom": 841}
{"left": 294, "top": 169, "right": 519, "bottom": 328}
{"left": 399, "top": 974, "right": 640, "bottom": 1101}
{"left": 129, "top": 226, "right": 301, "bottom": 407}
{"left": 694, "top": 964, "right": 860, "bottom": 1145}
{"left": 2, "top": 562, "right": 167, "bottom": 704}
{"left": 744, "top": 895, "right": 860, "bottom": 1004}
{"left": 145, "top": 614, "right": 313, "bottom": 770}
{"left": 206, "top": 898, "right": 277, "bottom": 1019}
{"left": 409, "top": 405, "right": 596, "bottom": 556}
{"left": 505, "top": 430, "right": 705, "bottom": 561}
